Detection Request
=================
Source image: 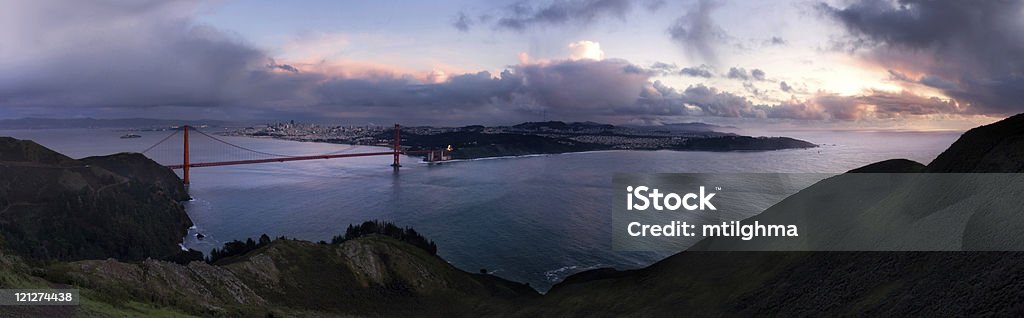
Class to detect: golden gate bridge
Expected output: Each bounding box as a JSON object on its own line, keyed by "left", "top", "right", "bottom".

{"left": 141, "top": 124, "right": 449, "bottom": 185}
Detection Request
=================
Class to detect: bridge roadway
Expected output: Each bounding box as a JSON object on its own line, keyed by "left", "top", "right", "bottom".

{"left": 165, "top": 149, "right": 439, "bottom": 169}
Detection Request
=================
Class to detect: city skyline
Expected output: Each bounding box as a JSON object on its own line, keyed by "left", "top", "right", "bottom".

{"left": 2, "top": 0, "right": 1020, "bottom": 130}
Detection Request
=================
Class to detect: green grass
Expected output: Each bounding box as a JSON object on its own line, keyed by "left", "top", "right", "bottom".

{"left": 75, "top": 298, "right": 199, "bottom": 318}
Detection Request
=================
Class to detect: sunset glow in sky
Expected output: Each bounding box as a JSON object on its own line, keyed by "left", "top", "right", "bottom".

{"left": 2, "top": 0, "right": 1021, "bottom": 129}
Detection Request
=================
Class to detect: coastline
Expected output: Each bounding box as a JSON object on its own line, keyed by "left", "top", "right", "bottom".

{"left": 232, "top": 133, "right": 820, "bottom": 161}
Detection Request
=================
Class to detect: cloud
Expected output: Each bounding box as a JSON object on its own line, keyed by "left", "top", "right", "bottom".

{"left": 780, "top": 81, "right": 793, "bottom": 93}
{"left": 315, "top": 56, "right": 932, "bottom": 123}
{"left": 0, "top": 0, "right": 320, "bottom": 115}
{"left": 453, "top": 11, "right": 474, "bottom": 31}
{"left": 637, "top": 80, "right": 960, "bottom": 121}
{"left": 819, "top": 0, "right": 1024, "bottom": 116}
{"left": 568, "top": 40, "right": 605, "bottom": 61}
{"left": 726, "top": 67, "right": 749, "bottom": 80}
{"left": 773, "top": 90, "right": 959, "bottom": 120}
{"left": 767, "top": 36, "right": 786, "bottom": 45}
{"left": 515, "top": 58, "right": 652, "bottom": 115}
{"left": 643, "top": 0, "right": 666, "bottom": 11}
{"left": 887, "top": 69, "right": 912, "bottom": 82}
{"left": 317, "top": 71, "right": 518, "bottom": 110}
{"left": 649, "top": 62, "right": 678, "bottom": 75}
{"left": 267, "top": 59, "right": 299, "bottom": 73}
{"left": 751, "top": 69, "right": 766, "bottom": 81}
{"left": 679, "top": 65, "right": 714, "bottom": 78}
{"left": 313, "top": 57, "right": 656, "bottom": 122}
{"left": 666, "top": 0, "right": 726, "bottom": 65}
{"left": 0, "top": 1, "right": 659, "bottom": 123}
{"left": 0, "top": 0, "right": 988, "bottom": 124}
{"left": 724, "top": 67, "right": 766, "bottom": 81}
{"left": 678, "top": 84, "right": 761, "bottom": 117}
{"left": 491, "top": 0, "right": 636, "bottom": 31}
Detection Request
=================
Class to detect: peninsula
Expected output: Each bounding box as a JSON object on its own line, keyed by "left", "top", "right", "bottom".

{"left": 226, "top": 121, "right": 817, "bottom": 160}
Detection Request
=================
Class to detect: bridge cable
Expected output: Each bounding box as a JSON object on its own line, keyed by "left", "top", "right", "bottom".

{"left": 190, "top": 128, "right": 366, "bottom": 158}
{"left": 141, "top": 130, "right": 180, "bottom": 154}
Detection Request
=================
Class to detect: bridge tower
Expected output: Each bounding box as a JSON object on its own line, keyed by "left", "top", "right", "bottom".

{"left": 183, "top": 125, "right": 190, "bottom": 185}
{"left": 391, "top": 124, "right": 401, "bottom": 169}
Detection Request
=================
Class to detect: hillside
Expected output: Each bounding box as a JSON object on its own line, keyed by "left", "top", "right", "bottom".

{"left": 927, "top": 113, "right": 1024, "bottom": 172}
{"left": 537, "top": 251, "right": 1024, "bottom": 316}
{"left": 81, "top": 152, "right": 190, "bottom": 201}
{"left": 0, "top": 137, "right": 192, "bottom": 261}
{"left": 39, "top": 236, "right": 537, "bottom": 317}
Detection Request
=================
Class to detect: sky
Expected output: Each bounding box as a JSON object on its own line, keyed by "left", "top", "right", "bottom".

{"left": 1, "top": 0, "right": 1021, "bottom": 129}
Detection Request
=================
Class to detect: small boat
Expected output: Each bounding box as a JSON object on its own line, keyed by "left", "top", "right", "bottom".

{"left": 120, "top": 133, "right": 142, "bottom": 139}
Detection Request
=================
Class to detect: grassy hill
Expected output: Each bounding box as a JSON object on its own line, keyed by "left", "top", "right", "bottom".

{"left": 37, "top": 235, "right": 536, "bottom": 317}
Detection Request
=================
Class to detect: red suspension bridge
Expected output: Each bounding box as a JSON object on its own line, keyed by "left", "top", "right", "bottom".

{"left": 141, "top": 124, "right": 449, "bottom": 185}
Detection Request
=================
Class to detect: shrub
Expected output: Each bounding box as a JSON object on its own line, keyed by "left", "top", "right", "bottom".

{"left": 331, "top": 220, "right": 438, "bottom": 255}
{"left": 206, "top": 234, "right": 273, "bottom": 264}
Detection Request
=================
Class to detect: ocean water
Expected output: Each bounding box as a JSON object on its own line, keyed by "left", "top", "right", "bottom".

{"left": 0, "top": 128, "right": 961, "bottom": 291}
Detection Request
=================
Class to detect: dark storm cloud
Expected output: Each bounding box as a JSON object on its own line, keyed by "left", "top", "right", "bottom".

{"left": 636, "top": 82, "right": 755, "bottom": 117}
{"left": 679, "top": 65, "right": 714, "bottom": 78}
{"left": 317, "top": 71, "right": 520, "bottom": 112}
{"left": 518, "top": 59, "right": 653, "bottom": 114}
{"left": 666, "top": 0, "right": 726, "bottom": 65}
{"left": 491, "top": 0, "right": 635, "bottom": 31}
{"left": 640, "top": 81, "right": 783, "bottom": 118}
{"left": 315, "top": 58, "right": 653, "bottom": 120}
{"left": 0, "top": 0, "right": 321, "bottom": 113}
{"left": 819, "top": 0, "right": 1024, "bottom": 116}
{"left": 1, "top": 0, "right": 689, "bottom": 123}
{"left": 316, "top": 58, "right": 934, "bottom": 122}
{"left": 317, "top": 61, "right": 954, "bottom": 122}
{"left": 678, "top": 84, "right": 761, "bottom": 117}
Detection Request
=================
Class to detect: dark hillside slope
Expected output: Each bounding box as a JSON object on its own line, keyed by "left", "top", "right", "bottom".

{"left": 49, "top": 236, "right": 538, "bottom": 317}
{"left": 82, "top": 152, "right": 190, "bottom": 201}
{"left": 928, "top": 113, "right": 1024, "bottom": 173}
{"left": 0, "top": 137, "right": 192, "bottom": 261}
